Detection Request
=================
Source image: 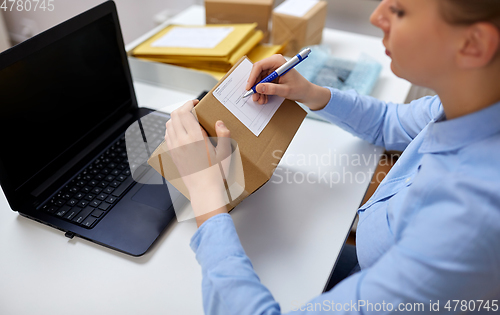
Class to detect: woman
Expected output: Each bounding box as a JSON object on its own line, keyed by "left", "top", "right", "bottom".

{"left": 164, "top": 0, "right": 500, "bottom": 313}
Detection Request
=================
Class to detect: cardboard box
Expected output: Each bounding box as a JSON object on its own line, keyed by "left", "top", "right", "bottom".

{"left": 205, "top": 0, "right": 274, "bottom": 42}
{"left": 272, "top": 1, "right": 327, "bottom": 56}
{"left": 148, "top": 57, "right": 306, "bottom": 211}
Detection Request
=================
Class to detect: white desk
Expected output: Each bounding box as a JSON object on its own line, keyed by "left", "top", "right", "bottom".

{"left": 0, "top": 6, "right": 411, "bottom": 315}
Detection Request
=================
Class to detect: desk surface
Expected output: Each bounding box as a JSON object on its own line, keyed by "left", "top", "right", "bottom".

{"left": 0, "top": 6, "right": 411, "bottom": 315}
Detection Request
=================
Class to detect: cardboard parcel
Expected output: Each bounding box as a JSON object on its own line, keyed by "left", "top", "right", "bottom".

{"left": 148, "top": 57, "right": 307, "bottom": 211}
{"left": 205, "top": 0, "right": 275, "bottom": 42}
{"left": 272, "top": 0, "right": 327, "bottom": 56}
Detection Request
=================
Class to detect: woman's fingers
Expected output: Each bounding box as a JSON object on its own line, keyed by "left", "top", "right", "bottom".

{"left": 170, "top": 108, "right": 187, "bottom": 137}
{"left": 246, "top": 62, "right": 266, "bottom": 91}
{"left": 246, "top": 54, "right": 286, "bottom": 91}
{"left": 252, "top": 93, "right": 260, "bottom": 102}
{"left": 256, "top": 82, "right": 290, "bottom": 98}
{"left": 199, "top": 126, "right": 209, "bottom": 139}
{"left": 214, "top": 120, "right": 231, "bottom": 162}
{"left": 165, "top": 119, "right": 177, "bottom": 148}
{"left": 167, "top": 100, "right": 201, "bottom": 148}
{"left": 164, "top": 129, "right": 172, "bottom": 150}
{"left": 170, "top": 100, "right": 206, "bottom": 143}
{"left": 178, "top": 100, "right": 203, "bottom": 135}
{"left": 258, "top": 94, "right": 268, "bottom": 105}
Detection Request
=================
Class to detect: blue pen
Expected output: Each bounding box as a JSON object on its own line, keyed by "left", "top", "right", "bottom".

{"left": 243, "top": 47, "right": 311, "bottom": 98}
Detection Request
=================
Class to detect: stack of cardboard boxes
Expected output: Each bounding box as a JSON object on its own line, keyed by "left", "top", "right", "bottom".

{"left": 205, "top": 0, "right": 274, "bottom": 42}
{"left": 271, "top": 0, "right": 327, "bottom": 55}
{"left": 205, "top": 0, "right": 327, "bottom": 56}
{"left": 133, "top": 0, "right": 327, "bottom": 79}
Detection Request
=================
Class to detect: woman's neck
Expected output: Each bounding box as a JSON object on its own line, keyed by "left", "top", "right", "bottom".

{"left": 434, "top": 65, "right": 500, "bottom": 120}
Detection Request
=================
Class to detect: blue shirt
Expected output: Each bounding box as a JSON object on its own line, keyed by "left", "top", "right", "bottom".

{"left": 190, "top": 88, "right": 500, "bottom": 314}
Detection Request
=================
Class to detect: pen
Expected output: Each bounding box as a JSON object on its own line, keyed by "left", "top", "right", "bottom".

{"left": 243, "top": 47, "right": 311, "bottom": 98}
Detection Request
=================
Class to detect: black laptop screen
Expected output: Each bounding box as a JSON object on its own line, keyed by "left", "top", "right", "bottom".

{"left": 0, "top": 14, "right": 133, "bottom": 191}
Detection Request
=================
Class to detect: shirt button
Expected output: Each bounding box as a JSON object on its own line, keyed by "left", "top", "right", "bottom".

{"left": 406, "top": 178, "right": 411, "bottom": 183}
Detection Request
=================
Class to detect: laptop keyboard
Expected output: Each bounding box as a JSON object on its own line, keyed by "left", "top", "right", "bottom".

{"left": 38, "top": 112, "right": 169, "bottom": 229}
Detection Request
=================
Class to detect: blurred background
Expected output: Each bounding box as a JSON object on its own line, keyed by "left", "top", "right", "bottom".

{"left": 0, "top": 0, "right": 432, "bottom": 106}
{"left": 0, "top": 0, "right": 382, "bottom": 50}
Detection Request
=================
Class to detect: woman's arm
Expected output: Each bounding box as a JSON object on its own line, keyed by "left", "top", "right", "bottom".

{"left": 190, "top": 170, "right": 500, "bottom": 315}
{"left": 315, "top": 89, "right": 443, "bottom": 151}
{"left": 165, "top": 99, "right": 499, "bottom": 315}
{"left": 191, "top": 214, "right": 281, "bottom": 315}
{"left": 247, "top": 55, "right": 443, "bottom": 152}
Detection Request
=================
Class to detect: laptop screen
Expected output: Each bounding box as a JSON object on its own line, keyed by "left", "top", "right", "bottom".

{"left": 0, "top": 13, "right": 134, "bottom": 193}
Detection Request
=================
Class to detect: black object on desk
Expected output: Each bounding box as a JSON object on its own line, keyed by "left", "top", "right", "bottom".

{"left": 0, "top": 1, "right": 188, "bottom": 256}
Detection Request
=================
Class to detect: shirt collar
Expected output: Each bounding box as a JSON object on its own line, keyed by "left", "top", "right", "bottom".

{"left": 419, "top": 100, "right": 500, "bottom": 154}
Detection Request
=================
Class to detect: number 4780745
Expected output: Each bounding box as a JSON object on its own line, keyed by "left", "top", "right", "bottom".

{"left": 0, "top": 0, "right": 55, "bottom": 12}
{"left": 444, "top": 300, "right": 498, "bottom": 312}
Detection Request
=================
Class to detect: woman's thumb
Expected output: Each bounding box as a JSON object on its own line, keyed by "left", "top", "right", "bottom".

{"left": 216, "top": 120, "right": 230, "bottom": 137}
{"left": 215, "top": 120, "right": 231, "bottom": 160}
{"left": 256, "top": 83, "right": 288, "bottom": 98}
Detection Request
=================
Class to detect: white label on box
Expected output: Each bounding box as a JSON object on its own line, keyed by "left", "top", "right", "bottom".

{"left": 213, "top": 59, "right": 284, "bottom": 137}
{"left": 151, "top": 27, "right": 234, "bottom": 49}
{"left": 274, "top": 0, "right": 319, "bottom": 17}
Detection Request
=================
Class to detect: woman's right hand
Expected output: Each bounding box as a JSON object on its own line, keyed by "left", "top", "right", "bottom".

{"left": 245, "top": 54, "right": 331, "bottom": 111}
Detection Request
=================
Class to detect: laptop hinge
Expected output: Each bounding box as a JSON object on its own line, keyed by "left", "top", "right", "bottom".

{"left": 64, "top": 232, "right": 75, "bottom": 239}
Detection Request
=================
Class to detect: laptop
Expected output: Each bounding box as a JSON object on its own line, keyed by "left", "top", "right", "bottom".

{"left": 0, "top": 1, "right": 191, "bottom": 256}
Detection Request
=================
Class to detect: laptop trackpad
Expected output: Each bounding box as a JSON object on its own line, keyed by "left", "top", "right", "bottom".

{"left": 131, "top": 172, "right": 173, "bottom": 211}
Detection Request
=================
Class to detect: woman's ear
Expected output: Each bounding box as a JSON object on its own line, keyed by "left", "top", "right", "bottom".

{"left": 457, "top": 22, "right": 500, "bottom": 69}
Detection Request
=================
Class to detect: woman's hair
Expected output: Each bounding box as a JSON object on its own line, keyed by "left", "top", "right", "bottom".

{"left": 439, "top": 0, "right": 500, "bottom": 28}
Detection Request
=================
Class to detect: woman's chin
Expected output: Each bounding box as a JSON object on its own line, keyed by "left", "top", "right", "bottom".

{"left": 390, "top": 62, "right": 406, "bottom": 81}
{"left": 390, "top": 62, "right": 400, "bottom": 78}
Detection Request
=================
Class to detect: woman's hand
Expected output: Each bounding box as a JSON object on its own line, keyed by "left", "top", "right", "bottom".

{"left": 245, "top": 54, "right": 331, "bottom": 111}
{"left": 164, "top": 100, "right": 231, "bottom": 227}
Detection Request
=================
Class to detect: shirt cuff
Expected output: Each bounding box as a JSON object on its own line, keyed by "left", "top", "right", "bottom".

{"left": 314, "top": 87, "right": 359, "bottom": 124}
{"left": 190, "top": 213, "right": 246, "bottom": 271}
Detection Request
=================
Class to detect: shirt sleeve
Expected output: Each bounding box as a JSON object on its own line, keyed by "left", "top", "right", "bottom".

{"left": 190, "top": 214, "right": 281, "bottom": 315}
{"left": 190, "top": 214, "right": 364, "bottom": 315}
{"left": 190, "top": 168, "right": 500, "bottom": 315}
{"left": 314, "top": 88, "right": 443, "bottom": 151}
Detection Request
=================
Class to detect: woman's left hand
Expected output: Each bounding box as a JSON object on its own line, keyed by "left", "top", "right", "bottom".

{"left": 164, "top": 100, "right": 231, "bottom": 226}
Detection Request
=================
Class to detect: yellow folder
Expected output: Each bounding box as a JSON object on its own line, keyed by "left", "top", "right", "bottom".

{"left": 132, "top": 23, "right": 285, "bottom": 80}
{"left": 143, "top": 42, "right": 286, "bottom": 81}
{"left": 132, "top": 24, "right": 259, "bottom": 62}
{"left": 139, "top": 29, "right": 262, "bottom": 66}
